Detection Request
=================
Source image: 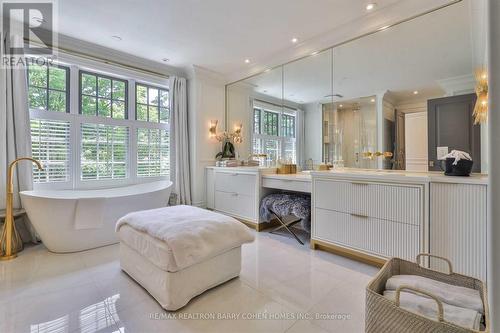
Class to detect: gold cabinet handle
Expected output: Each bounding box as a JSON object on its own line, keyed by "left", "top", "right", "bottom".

{"left": 350, "top": 181, "right": 369, "bottom": 186}
{"left": 351, "top": 213, "right": 369, "bottom": 219}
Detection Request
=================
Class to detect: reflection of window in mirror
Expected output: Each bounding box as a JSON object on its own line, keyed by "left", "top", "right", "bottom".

{"left": 251, "top": 101, "right": 297, "bottom": 166}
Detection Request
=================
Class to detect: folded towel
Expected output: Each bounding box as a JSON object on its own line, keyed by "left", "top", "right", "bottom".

{"left": 384, "top": 291, "right": 482, "bottom": 330}
{"left": 74, "top": 197, "right": 106, "bottom": 230}
{"left": 116, "top": 205, "right": 255, "bottom": 270}
{"left": 442, "top": 150, "right": 472, "bottom": 165}
{"left": 386, "top": 275, "right": 483, "bottom": 314}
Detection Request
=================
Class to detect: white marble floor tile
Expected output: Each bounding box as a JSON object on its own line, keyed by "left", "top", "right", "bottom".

{"left": 0, "top": 231, "right": 377, "bottom": 333}
{"left": 286, "top": 319, "right": 331, "bottom": 333}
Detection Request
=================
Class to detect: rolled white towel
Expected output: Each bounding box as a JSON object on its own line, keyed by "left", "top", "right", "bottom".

{"left": 385, "top": 275, "right": 483, "bottom": 314}
{"left": 442, "top": 150, "right": 472, "bottom": 165}
{"left": 384, "top": 291, "right": 482, "bottom": 330}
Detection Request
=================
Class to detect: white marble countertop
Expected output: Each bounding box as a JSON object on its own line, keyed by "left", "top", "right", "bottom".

{"left": 206, "top": 166, "right": 274, "bottom": 172}
{"left": 206, "top": 166, "right": 488, "bottom": 185}
{"left": 310, "top": 168, "right": 488, "bottom": 185}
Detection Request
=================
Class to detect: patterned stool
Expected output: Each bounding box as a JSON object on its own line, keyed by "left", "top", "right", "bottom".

{"left": 260, "top": 193, "right": 311, "bottom": 245}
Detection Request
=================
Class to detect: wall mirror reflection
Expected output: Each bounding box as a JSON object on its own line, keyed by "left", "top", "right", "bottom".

{"left": 225, "top": 0, "right": 487, "bottom": 172}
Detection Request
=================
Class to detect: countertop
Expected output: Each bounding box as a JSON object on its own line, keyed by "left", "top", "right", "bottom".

{"left": 310, "top": 169, "right": 488, "bottom": 185}
{"left": 206, "top": 165, "right": 488, "bottom": 185}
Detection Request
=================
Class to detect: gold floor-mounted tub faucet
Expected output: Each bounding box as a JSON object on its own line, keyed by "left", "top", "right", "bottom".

{"left": 0, "top": 157, "right": 43, "bottom": 261}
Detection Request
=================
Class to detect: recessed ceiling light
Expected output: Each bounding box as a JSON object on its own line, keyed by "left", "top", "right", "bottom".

{"left": 291, "top": 37, "right": 298, "bottom": 43}
{"left": 366, "top": 3, "right": 377, "bottom": 11}
{"left": 244, "top": 59, "right": 251, "bottom": 64}
{"left": 111, "top": 35, "right": 122, "bottom": 41}
{"left": 413, "top": 90, "right": 419, "bottom": 95}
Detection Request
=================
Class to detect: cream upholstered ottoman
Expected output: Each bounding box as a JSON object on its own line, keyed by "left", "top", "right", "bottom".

{"left": 116, "top": 205, "right": 254, "bottom": 311}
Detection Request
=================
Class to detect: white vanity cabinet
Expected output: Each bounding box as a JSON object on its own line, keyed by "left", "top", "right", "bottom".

{"left": 430, "top": 182, "right": 488, "bottom": 281}
{"left": 206, "top": 167, "right": 262, "bottom": 225}
{"left": 311, "top": 171, "right": 488, "bottom": 280}
{"left": 312, "top": 176, "right": 427, "bottom": 262}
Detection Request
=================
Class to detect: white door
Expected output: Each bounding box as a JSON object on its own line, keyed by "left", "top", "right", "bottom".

{"left": 405, "top": 112, "right": 428, "bottom": 171}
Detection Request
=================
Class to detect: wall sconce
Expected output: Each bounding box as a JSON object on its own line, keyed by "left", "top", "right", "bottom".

{"left": 233, "top": 123, "right": 243, "bottom": 144}
{"left": 209, "top": 120, "right": 218, "bottom": 138}
{"left": 473, "top": 68, "right": 488, "bottom": 125}
{"left": 209, "top": 120, "right": 243, "bottom": 144}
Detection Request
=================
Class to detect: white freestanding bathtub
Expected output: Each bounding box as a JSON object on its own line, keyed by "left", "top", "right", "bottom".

{"left": 20, "top": 180, "right": 172, "bottom": 253}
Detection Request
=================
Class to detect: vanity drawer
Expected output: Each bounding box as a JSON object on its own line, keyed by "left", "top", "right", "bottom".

{"left": 214, "top": 190, "right": 256, "bottom": 221}
{"left": 215, "top": 172, "right": 256, "bottom": 196}
{"left": 314, "top": 208, "right": 419, "bottom": 261}
{"left": 262, "top": 178, "right": 311, "bottom": 193}
{"left": 314, "top": 179, "right": 422, "bottom": 225}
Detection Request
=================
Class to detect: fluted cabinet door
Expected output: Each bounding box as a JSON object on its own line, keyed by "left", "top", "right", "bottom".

{"left": 430, "top": 183, "right": 487, "bottom": 280}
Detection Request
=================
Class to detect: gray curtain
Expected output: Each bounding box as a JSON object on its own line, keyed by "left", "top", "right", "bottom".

{"left": 0, "top": 34, "right": 37, "bottom": 242}
{"left": 169, "top": 76, "right": 192, "bottom": 205}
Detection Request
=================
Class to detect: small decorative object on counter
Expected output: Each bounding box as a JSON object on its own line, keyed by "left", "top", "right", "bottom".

{"left": 442, "top": 150, "right": 474, "bottom": 177}
{"left": 276, "top": 159, "right": 297, "bottom": 174}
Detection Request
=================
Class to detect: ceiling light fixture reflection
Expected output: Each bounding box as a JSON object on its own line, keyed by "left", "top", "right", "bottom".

{"left": 366, "top": 3, "right": 377, "bottom": 11}
{"left": 371, "top": 98, "right": 376, "bottom": 102}
{"left": 413, "top": 90, "right": 419, "bottom": 95}
{"left": 244, "top": 59, "right": 251, "bottom": 64}
{"left": 291, "top": 37, "right": 298, "bottom": 43}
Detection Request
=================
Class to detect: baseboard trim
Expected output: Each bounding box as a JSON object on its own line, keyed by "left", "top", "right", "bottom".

{"left": 310, "top": 239, "right": 386, "bottom": 268}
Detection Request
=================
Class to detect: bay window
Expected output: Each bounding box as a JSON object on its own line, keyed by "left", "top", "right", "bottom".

{"left": 27, "top": 58, "right": 170, "bottom": 190}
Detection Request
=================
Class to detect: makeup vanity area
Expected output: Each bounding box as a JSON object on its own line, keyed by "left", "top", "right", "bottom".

{"left": 206, "top": 166, "right": 488, "bottom": 280}
{"left": 209, "top": 0, "right": 489, "bottom": 281}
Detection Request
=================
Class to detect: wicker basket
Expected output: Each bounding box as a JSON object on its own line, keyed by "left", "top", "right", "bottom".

{"left": 366, "top": 254, "right": 489, "bottom": 333}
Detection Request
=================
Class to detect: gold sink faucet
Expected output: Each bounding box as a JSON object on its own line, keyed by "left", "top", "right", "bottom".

{"left": 1, "top": 157, "right": 43, "bottom": 260}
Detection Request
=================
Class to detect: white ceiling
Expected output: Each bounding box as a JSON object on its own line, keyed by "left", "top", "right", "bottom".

{"left": 55, "top": 0, "right": 454, "bottom": 77}
{"left": 234, "top": 0, "right": 480, "bottom": 106}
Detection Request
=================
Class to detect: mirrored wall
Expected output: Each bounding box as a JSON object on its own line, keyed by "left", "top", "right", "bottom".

{"left": 225, "top": 0, "right": 487, "bottom": 171}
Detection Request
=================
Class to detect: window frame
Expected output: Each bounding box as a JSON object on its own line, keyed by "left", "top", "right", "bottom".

{"left": 28, "top": 55, "right": 170, "bottom": 191}
{"left": 27, "top": 62, "right": 71, "bottom": 113}
{"left": 251, "top": 102, "right": 298, "bottom": 165}
{"left": 135, "top": 82, "right": 170, "bottom": 123}
{"left": 78, "top": 70, "right": 129, "bottom": 119}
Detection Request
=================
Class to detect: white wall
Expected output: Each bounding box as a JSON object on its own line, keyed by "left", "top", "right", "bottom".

{"left": 488, "top": 1, "right": 498, "bottom": 331}
{"left": 187, "top": 66, "right": 226, "bottom": 207}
